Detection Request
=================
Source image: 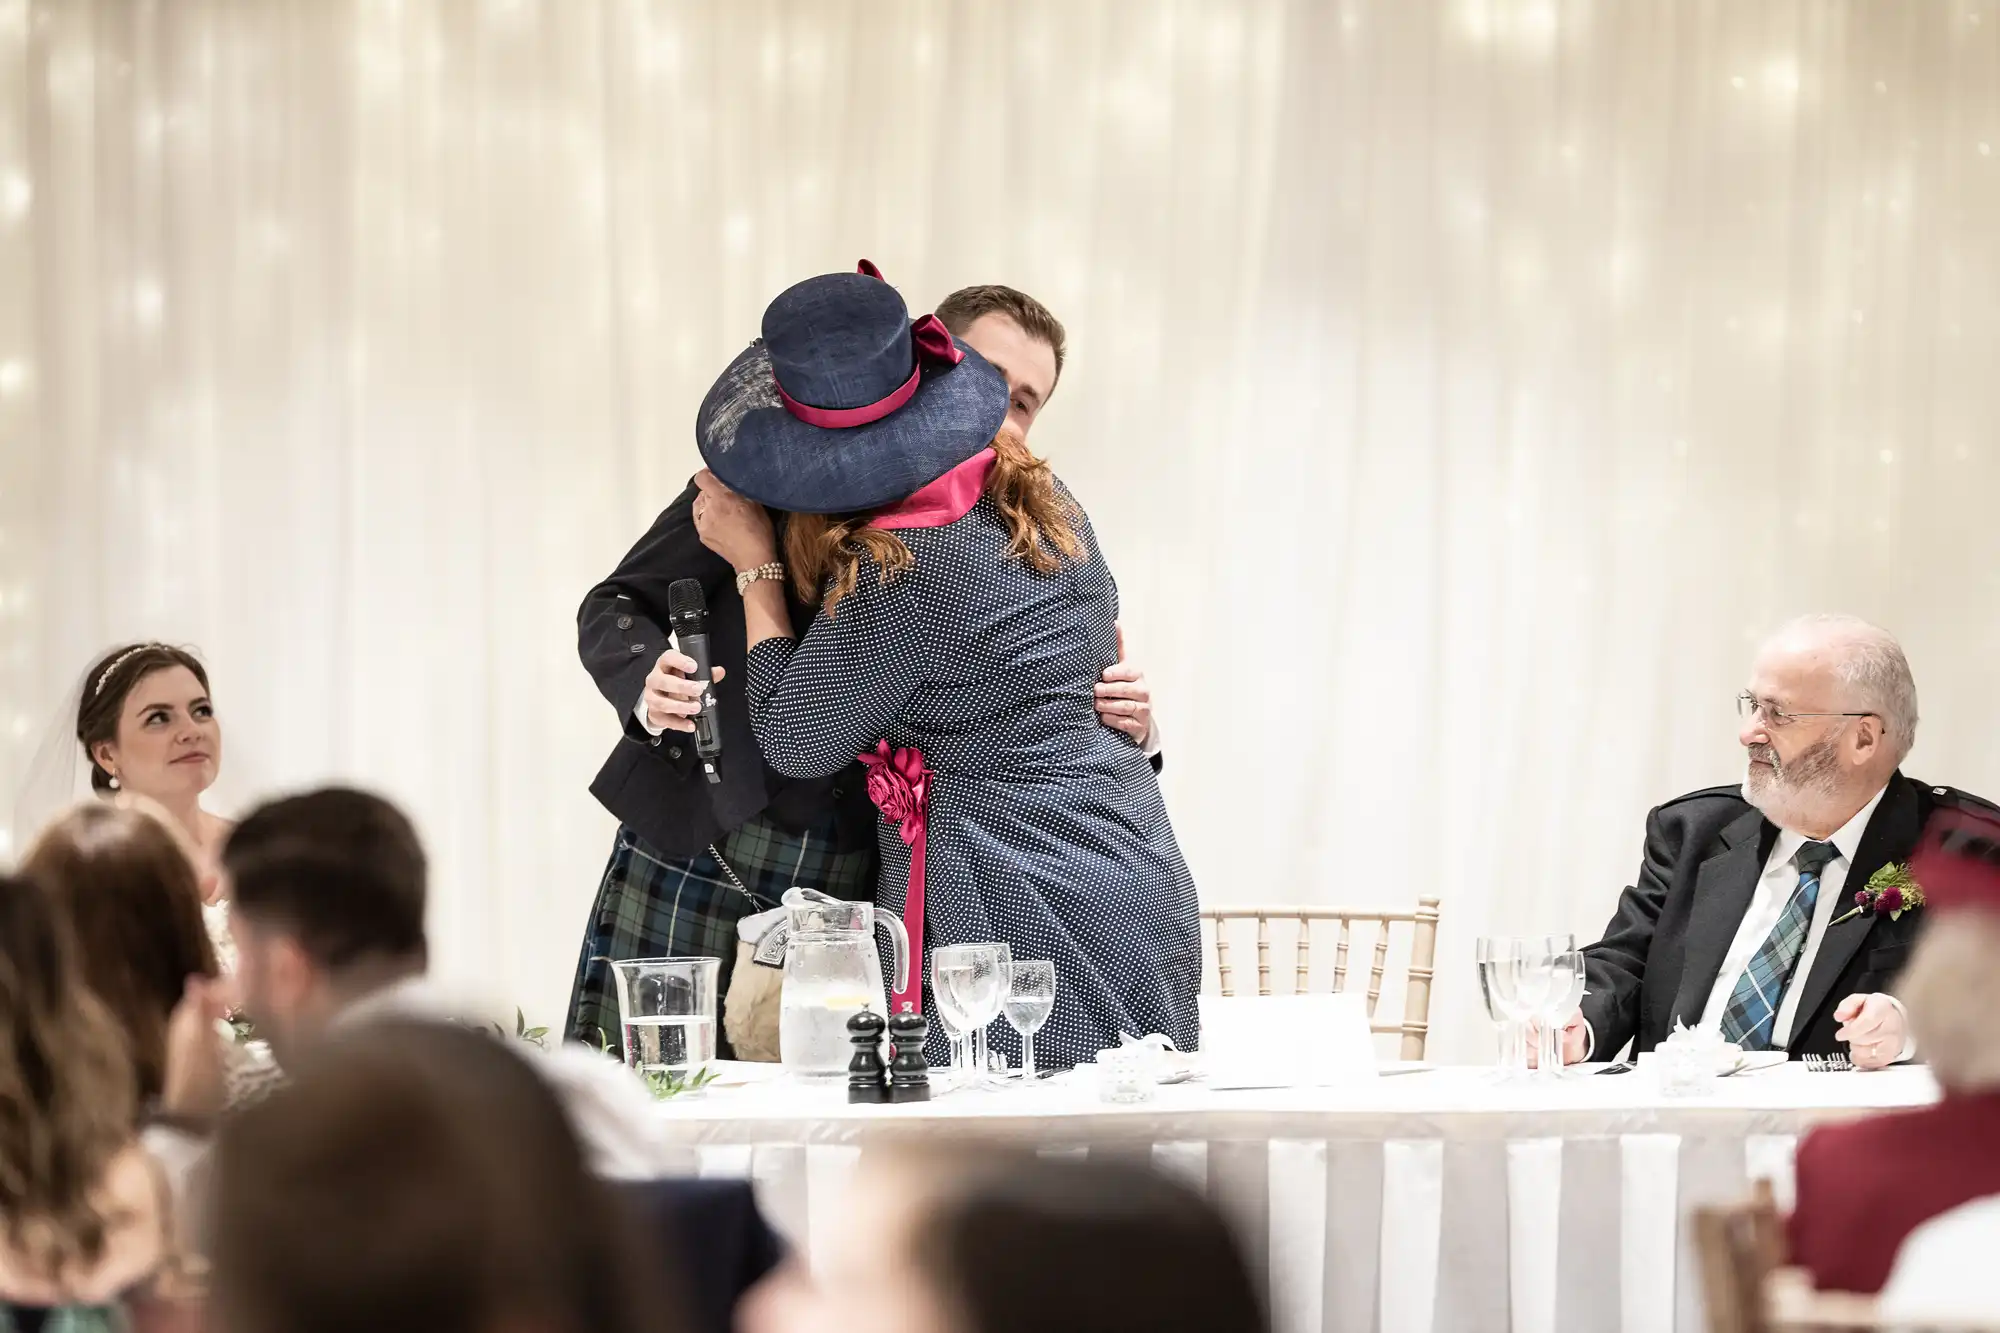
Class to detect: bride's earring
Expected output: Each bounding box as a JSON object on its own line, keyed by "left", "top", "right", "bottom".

{"left": 108, "top": 774, "right": 120, "bottom": 790}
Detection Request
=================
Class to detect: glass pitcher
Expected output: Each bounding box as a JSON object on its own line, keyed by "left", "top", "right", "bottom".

{"left": 779, "top": 887, "right": 910, "bottom": 1081}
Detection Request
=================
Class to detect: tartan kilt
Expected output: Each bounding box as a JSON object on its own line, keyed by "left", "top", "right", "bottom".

{"left": 564, "top": 813, "right": 875, "bottom": 1055}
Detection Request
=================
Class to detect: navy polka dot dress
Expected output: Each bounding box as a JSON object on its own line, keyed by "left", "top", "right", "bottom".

{"left": 744, "top": 481, "right": 1202, "bottom": 1069}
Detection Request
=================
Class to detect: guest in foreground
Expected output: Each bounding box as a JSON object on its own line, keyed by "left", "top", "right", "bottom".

{"left": 742, "top": 1147, "right": 1264, "bottom": 1333}
{"left": 0, "top": 873, "right": 183, "bottom": 1326}
{"left": 217, "top": 786, "right": 669, "bottom": 1175}
{"left": 1556, "top": 615, "right": 1996, "bottom": 1067}
{"left": 1790, "top": 803, "right": 2000, "bottom": 1296}
{"left": 566, "top": 276, "right": 1159, "bottom": 1056}
{"left": 693, "top": 262, "right": 1201, "bottom": 1066}
{"left": 21, "top": 802, "right": 240, "bottom": 1111}
{"left": 206, "top": 1019, "right": 681, "bottom": 1333}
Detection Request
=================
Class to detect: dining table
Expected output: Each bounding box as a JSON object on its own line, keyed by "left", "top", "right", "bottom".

{"left": 649, "top": 1059, "right": 1937, "bottom": 1333}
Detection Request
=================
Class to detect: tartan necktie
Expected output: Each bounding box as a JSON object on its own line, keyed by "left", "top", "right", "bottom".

{"left": 1717, "top": 840, "right": 1841, "bottom": 1051}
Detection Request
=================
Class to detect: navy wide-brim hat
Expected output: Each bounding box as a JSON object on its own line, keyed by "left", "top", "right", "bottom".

{"left": 696, "top": 260, "right": 1010, "bottom": 515}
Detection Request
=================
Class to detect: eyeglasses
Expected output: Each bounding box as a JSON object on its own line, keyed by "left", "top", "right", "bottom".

{"left": 1736, "top": 692, "right": 1878, "bottom": 729}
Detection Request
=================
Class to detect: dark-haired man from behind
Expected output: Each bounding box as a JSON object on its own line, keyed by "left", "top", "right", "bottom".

{"left": 222, "top": 785, "right": 671, "bottom": 1177}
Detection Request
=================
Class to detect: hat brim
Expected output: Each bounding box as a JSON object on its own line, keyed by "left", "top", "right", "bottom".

{"left": 695, "top": 338, "right": 1009, "bottom": 515}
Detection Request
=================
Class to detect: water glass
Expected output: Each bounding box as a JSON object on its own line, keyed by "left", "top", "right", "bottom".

{"left": 609, "top": 956, "right": 720, "bottom": 1076}
{"left": 1538, "top": 939, "right": 1587, "bottom": 1078}
{"left": 1475, "top": 936, "right": 1529, "bottom": 1080}
{"left": 1002, "top": 960, "right": 1056, "bottom": 1079}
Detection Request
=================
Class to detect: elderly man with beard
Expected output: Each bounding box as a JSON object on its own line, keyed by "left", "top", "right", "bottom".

{"left": 1551, "top": 614, "right": 1999, "bottom": 1070}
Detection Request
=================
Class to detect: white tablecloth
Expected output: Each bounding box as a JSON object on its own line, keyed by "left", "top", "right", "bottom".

{"left": 651, "top": 1063, "right": 1937, "bottom": 1333}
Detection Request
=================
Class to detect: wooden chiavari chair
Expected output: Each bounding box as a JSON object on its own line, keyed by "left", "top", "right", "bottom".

{"left": 1200, "top": 897, "right": 1441, "bottom": 1060}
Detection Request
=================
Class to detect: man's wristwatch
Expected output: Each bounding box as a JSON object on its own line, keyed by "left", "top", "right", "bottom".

{"left": 736, "top": 562, "right": 785, "bottom": 595}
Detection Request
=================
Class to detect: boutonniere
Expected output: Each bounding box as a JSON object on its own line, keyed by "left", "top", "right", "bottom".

{"left": 1831, "top": 862, "right": 1925, "bottom": 925}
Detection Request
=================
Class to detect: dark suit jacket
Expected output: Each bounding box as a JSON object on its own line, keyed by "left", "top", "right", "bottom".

{"left": 581, "top": 479, "right": 1162, "bottom": 860}
{"left": 580, "top": 483, "right": 877, "bottom": 859}
{"left": 1580, "top": 772, "right": 1993, "bottom": 1060}
{"left": 1788, "top": 1091, "right": 2000, "bottom": 1293}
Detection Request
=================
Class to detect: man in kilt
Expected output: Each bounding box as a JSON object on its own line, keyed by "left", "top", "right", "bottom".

{"left": 566, "top": 284, "right": 1161, "bottom": 1055}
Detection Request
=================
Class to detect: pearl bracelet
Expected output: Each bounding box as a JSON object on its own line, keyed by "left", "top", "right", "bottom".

{"left": 736, "top": 562, "right": 785, "bottom": 596}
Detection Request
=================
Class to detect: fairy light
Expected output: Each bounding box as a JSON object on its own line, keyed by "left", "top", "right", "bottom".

{"left": 133, "top": 280, "right": 164, "bottom": 326}
{"left": 1763, "top": 58, "right": 1800, "bottom": 99}
{"left": 0, "top": 361, "right": 26, "bottom": 396}
{"left": 722, "top": 211, "right": 752, "bottom": 256}
{"left": 1, "top": 172, "right": 27, "bottom": 221}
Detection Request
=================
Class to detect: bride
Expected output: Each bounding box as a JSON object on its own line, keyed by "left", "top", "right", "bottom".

{"left": 75, "top": 644, "right": 230, "bottom": 866}
{"left": 16, "top": 642, "right": 239, "bottom": 973}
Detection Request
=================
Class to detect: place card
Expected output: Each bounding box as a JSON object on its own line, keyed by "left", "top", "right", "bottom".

{"left": 1200, "top": 993, "right": 1379, "bottom": 1089}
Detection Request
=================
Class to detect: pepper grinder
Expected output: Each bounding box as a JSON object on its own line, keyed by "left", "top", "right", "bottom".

{"left": 846, "top": 1010, "right": 889, "bottom": 1104}
{"left": 886, "top": 1012, "right": 932, "bottom": 1104}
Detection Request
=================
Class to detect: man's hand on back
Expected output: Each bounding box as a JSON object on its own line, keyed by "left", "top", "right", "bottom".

{"left": 1095, "top": 625, "right": 1156, "bottom": 747}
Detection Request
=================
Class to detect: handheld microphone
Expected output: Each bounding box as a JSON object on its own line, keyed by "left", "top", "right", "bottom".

{"left": 667, "top": 579, "right": 724, "bottom": 784}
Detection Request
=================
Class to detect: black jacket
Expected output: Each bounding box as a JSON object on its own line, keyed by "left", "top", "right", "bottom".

{"left": 579, "top": 484, "right": 877, "bottom": 860}
{"left": 1580, "top": 772, "right": 1997, "bottom": 1060}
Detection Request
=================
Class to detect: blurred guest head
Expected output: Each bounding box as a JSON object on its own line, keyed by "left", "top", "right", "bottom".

{"left": 936, "top": 286, "right": 1066, "bottom": 441}
{"left": 1901, "top": 916, "right": 2000, "bottom": 1094}
{"left": 22, "top": 800, "right": 219, "bottom": 1104}
{"left": 1902, "top": 809, "right": 2000, "bottom": 1094}
{"left": 76, "top": 643, "right": 221, "bottom": 807}
{"left": 206, "top": 1019, "right": 676, "bottom": 1333}
{"left": 0, "top": 871, "right": 143, "bottom": 1288}
{"left": 744, "top": 1146, "right": 1265, "bottom": 1333}
{"left": 220, "top": 787, "right": 427, "bottom": 1062}
{"left": 1737, "top": 614, "right": 1917, "bottom": 837}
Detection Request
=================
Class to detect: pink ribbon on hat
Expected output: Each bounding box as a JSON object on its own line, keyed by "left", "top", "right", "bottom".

{"left": 774, "top": 260, "right": 965, "bottom": 430}
{"left": 859, "top": 739, "right": 930, "bottom": 1013}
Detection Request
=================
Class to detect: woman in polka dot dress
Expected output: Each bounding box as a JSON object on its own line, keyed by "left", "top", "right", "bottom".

{"left": 687, "top": 262, "right": 1201, "bottom": 1068}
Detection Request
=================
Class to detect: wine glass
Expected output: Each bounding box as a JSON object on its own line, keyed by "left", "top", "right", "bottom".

{"left": 1476, "top": 936, "right": 1529, "bottom": 1080}
{"left": 930, "top": 964, "right": 973, "bottom": 1083}
{"left": 934, "top": 944, "right": 1009, "bottom": 1088}
{"left": 1002, "top": 960, "right": 1056, "bottom": 1079}
{"left": 1537, "top": 938, "right": 1587, "bottom": 1078}
{"left": 969, "top": 943, "right": 1012, "bottom": 1084}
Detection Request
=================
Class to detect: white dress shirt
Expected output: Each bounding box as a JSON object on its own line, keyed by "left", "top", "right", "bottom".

{"left": 1695, "top": 784, "right": 1913, "bottom": 1059}
{"left": 336, "top": 976, "right": 675, "bottom": 1179}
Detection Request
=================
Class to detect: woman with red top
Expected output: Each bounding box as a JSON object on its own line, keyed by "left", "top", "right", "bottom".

{"left": 1788, "top": 804, "right": 2000, "bottom": 1292}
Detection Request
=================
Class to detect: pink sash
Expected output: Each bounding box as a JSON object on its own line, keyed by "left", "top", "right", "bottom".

{"left": 859, "top": 740, "right": 930, "bottom": 1013}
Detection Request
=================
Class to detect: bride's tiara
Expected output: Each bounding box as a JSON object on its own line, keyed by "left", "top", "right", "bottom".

{"left": 92, "top": 645, "right": 158, "bottom": 698}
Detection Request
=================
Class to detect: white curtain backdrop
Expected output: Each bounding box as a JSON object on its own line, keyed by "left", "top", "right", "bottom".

{"left": 3, "top": 0, "right": 1995, "bottom": 1061}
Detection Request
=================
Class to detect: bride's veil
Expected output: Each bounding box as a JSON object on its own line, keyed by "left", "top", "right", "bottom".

{"left": 8, "top": 661, "right": 92, "bottom": 862}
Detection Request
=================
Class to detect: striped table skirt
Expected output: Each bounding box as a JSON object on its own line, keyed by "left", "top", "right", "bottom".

{"left": 652, "top": 1064, "right": 1938, "bottom": 1333}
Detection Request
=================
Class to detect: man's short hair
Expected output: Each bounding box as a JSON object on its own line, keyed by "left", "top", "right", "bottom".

{"left": 935, "top": 285, "right": 1068, "bottom": 384}
{"left": 1771, "top": 614, "right": 1921, "bottom": 763}
{"left": 222, "top": 787, "right": 427, "bottom": 970}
